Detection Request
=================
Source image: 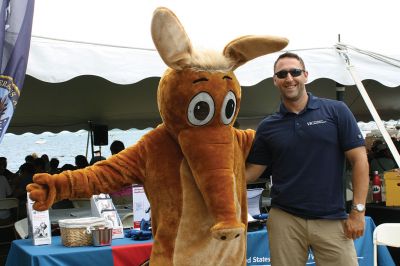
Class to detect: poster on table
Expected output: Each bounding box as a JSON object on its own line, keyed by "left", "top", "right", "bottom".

{"left": 132, "top": 185, "right": 150, "bottom": 229}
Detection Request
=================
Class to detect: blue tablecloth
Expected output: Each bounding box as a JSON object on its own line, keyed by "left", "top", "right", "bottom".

{"left": 6, "top": 216, "right": 395, "bottom": 266}
{"left": 246, "top": 216, "right": 395, "bottom": 266}
{"left": 6, "top": 236, "right": 152, "bottom": 266}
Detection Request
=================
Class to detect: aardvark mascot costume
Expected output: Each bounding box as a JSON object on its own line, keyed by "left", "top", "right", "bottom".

{"left": 27, "top": 7, "right": 288, "bottom": 266}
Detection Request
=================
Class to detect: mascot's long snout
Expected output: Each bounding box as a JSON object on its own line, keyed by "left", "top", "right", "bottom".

{"left": 179, "top": 126, "right": 244, "bottom": 241}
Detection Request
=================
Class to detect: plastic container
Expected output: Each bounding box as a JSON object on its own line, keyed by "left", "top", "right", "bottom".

{"left": 92, "top": 227, "right": 113, "bottom": 246}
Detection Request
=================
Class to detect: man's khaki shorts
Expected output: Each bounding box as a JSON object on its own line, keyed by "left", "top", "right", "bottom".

{"left": 267, "top": 207, "right": 358, "bottom": 266}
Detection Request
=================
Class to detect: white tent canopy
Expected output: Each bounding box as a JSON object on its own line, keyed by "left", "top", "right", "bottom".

{"left": 8, "top": 0, "right": 400, "bottom": 134}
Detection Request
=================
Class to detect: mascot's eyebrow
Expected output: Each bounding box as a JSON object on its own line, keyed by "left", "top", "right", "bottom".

{"left": 193, "top": 77, "right": 209, "bottom": 84}
{"left": 223, "top": 75, "right": 232, "bottom": 80}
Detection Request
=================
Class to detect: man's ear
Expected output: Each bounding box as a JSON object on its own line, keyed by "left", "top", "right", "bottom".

{"left": 303, "top": 70, "right": 309, "bottom": 82}
{"left": 273, "top": 75, "right": 278, "bottom": 87}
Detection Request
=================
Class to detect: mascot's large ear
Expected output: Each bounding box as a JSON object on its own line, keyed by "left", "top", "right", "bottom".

{"left": 223, "top": 35, "right": 289, "bottom": 70}
{"left": 151, "top": 7, "right": 193, "bottom": 70}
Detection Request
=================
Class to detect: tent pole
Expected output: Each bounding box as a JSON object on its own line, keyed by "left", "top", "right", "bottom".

{"left": 85, "top": 129, "right": 90, "bottom": 159}
{"left": 337, "top": 47, "right": 400, "bottom": 167}
{"left": 336, "top": 81, "right": 348, "bottom": 205}
{"left": 88, "top": 121, "right": 95, "bottom": 160}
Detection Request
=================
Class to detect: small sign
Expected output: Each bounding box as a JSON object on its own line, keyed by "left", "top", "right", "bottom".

{"left": 132, "top": 185, "right": 150, "bottom": 229}
{"left": 26, "top": 193, "right": 52, "bottom": 245}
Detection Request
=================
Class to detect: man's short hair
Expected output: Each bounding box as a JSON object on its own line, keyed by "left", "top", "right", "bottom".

{"left": 273, "top": 52, "right": 306, "bottom": 72}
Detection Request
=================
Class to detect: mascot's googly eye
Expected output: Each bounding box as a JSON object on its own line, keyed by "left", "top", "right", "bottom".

{"left": 188, "top": 92, "right": 215, "bottom": 126}
{"left": 221, "top": 91, "right": 236, "bottom": 125}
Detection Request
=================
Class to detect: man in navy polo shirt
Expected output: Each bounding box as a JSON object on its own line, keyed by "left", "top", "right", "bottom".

{"left": 246, "top": 52, "right": 369, "bottom": 265}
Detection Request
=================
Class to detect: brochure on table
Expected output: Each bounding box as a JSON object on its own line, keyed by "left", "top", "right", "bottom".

{"left": 90, "top": 193, "right": 124, "bottom": 239}
{"left": 26, "top": 192, "right": 52, "bottom": 245}
{"left": 247, "top": 188, "right": 263, "bottom": 217}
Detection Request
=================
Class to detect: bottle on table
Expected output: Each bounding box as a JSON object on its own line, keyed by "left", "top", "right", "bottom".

{"left": 372, "top": 170, "right": 382, "bottom": 203}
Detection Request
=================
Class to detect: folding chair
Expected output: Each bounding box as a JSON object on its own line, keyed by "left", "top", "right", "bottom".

{"left": 121, "top": 213, "right": 133, "bottom": 228}
{"left": 14, "top": 218, "right": 29, "bottom": 239}
{"left": 0, "top": 198, "right": 19, "bottom": 244}
{"left": 373, "top": 223, "right": 400, "bottom": 266}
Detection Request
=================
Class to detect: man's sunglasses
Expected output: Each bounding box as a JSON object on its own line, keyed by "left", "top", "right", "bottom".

{"left": 274, "top": 68, "right": 304, "bottom": 79}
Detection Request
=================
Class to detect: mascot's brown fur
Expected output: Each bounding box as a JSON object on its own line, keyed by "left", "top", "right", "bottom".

{"left": 27, "top": 7, "right": 288, "bottom": 266}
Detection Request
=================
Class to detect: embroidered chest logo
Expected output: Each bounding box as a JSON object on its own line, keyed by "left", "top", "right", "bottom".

{"left": 306, "top": 120, "right": 327, "bottom": 126}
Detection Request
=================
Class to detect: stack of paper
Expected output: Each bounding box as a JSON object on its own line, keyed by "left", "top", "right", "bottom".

{"left": 247, "top": 188, "right": 263, "bottom": 217}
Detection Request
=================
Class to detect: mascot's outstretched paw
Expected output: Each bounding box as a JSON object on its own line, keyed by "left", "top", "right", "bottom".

{"left": 211, "top": 221, "right": 245, "bottom": 241}
{"left": 26, "top": 173, "right": 57, "bottom": 211}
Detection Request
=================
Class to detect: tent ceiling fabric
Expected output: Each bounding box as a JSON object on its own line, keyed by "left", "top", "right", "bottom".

{"left": 8, "top": 76, "right": 400, "bottom": 134}
{"left": 27, "top": 38, "right": 165, "bottom": 84}
{"left": 27, "top": 37, "right": 400, "bottom": 87}
{"left": 9, "top": 76, "right": 161, "bottom": 134}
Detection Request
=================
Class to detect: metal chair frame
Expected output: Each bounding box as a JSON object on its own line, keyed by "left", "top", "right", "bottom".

{"left": 0, "top": 198, "right": 19, "bottom": 244}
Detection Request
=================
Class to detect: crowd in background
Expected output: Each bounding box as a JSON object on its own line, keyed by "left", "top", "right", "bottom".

{"left": 367, "top": 137, "right": 400, "bottom": 176}
{"left": 2, "top": 135, "right": 400, "bottom": 222}
{"left": 0, "top": 140, "right": 131, "bottom": 221}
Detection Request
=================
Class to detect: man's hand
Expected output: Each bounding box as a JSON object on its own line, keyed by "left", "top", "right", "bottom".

{"left": 344, "top": 211, "right": 365, "bottom": 239}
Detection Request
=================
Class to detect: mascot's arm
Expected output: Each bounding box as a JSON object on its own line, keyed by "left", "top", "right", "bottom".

{"left": 27, "top": 138, "right": 148, "bottom": 211}
{"left": 235, "top": 128, "right": 255, "bottom": 158}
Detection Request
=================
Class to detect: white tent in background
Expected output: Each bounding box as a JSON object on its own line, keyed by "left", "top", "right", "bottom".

{"left": 7, "top": 0, "right": 400, "bottom": 162}
{"left": 18, "top": 38, "right": 400, "bottom": 131}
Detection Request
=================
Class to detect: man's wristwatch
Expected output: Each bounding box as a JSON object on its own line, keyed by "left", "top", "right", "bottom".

{"left": 351, "top": 203, "right": 366, "bottom": 213}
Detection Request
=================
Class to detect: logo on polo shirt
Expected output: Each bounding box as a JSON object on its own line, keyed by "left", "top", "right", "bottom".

{"left": 306, "top": 120, "right": 327, "bottom": 126}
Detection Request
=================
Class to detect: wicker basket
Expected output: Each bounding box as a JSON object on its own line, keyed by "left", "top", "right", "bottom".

{"left": 59, "top": 217, "right": 108, "bottom": 247}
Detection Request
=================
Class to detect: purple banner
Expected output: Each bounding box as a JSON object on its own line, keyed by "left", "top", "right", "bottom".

{"left": 0, "top": 0, "right": 34, "bottom": 143}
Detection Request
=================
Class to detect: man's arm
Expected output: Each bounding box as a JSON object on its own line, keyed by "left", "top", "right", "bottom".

{"left": 246, "top": 163, "right": 267, "bottom": 183}
{"left": 344, "top": 146, "right": 370, "bottom": 239}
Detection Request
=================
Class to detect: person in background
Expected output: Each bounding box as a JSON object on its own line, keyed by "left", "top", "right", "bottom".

{"left": 110, "top": 140, "right": 125, "bottom": 155}
{"left": 49, "top": 158, "right": 60, "bottom": 174}
{"left": 41, "top": 154, "right": 50, "bottom": 172}
{"left": 75, "top": 155, "right": 89, "bottom": 169}
{"left": 60, "top": 164, "right": 76, "bottom": 171}
{"left": 246, "top": 52, "right": 369, "bottom": 265}
{"left": 369, "top": 142, "right": 397, "bottom": 175}
{"left": 24, "top": 154, "right": 34, "bottom": 164}
{"left": 51, "top": 158, "right": 76, "bottom": 209}
{"left": 109, "top": 140, "right": 132, "bottom": 205}
{"left": 33, "top": 157, "right": 46, "bottom": 173}
{"left": 0, "top": 173, "right": 13, "bottom": 225}
{"left": 391, "top": 136, "right": 400, "bottom": 153}
{"left": 13, "top": 162, "right": 35, "bottom": 218}
{"left": 0, "top": 157, "right": 16, "bottom": 187}
{"left": 89, "top": 150, "right": 106, "bottom": 165}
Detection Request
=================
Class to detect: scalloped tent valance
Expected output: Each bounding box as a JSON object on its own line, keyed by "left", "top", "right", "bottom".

{"left": 7, "top": 38, "right": 400, "bottom": 134}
